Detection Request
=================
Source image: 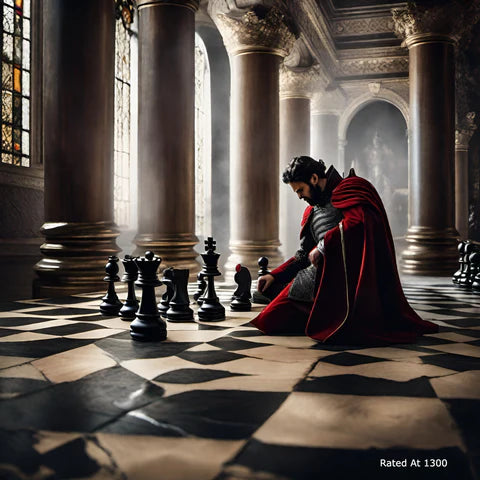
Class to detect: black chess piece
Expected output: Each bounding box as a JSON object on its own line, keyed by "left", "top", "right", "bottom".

{"left": 467, "top": 251, "right": 480, "bottom": 290}
{"left": 230, "top": 264, "right": 252, "bottom": 311}
{"left": 100, "top": 256, "right": 123, "bottom": 316}
{"left": 252, "top": 256, "right": 272, "bottom": 305}
{"left": 472, "top": 252, "right": 480, "bottom": 292}
{"left": 459, "top": 243, "right": 476, "bottom": 289}
{"left": 130, "top": 251, "right": 167, "bottom": 341}
{"left": 119, "top": 255, "right": 139, "bottom": 320}
{"left": 193, "top": 272, "right": 207, "bottom": 305}
{"left": 197, "top": 237, "right": 225, "bottom": 321}
{"left": 166, "top": 268, "right": 195, "bottom": 322}
{"left": 453, "top": 241, "right": 466, "bottom": 285}
{"left": 158, "top": 267, "right": 174, "bottom": 317}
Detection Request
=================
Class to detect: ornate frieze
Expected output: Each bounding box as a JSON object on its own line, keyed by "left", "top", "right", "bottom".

{"left": 338, "top": 56, "right": 408, "bottom": 77}
{"left": 333, "top": 16, "right": 395, "bottom": 37}
{"left": 279, "top": 64, "right": 326, "bottom": 98}
{"left": 214, "top": 7, "right": 295, "bottom": 56}
{"left": 392, "top": 2, "right": 480, "bottom": 46}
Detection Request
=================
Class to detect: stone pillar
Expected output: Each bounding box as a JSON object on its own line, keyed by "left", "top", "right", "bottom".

{"left": 134, "top": 0, "right": 200, "bottom": 273}
{"left": 279, "top": 66, "right": 317, "bottom": 259}
{"left": 212, "top": 8, "right": 295, "bottom": 275}
{"left": 34, "top": 0, "right": 120, "bottom": 297}
{"left": 455, "top": 114, "right": 476, "bottom": 239}
{"left": 393, "top": 3, "right": 473, "bottom": 275}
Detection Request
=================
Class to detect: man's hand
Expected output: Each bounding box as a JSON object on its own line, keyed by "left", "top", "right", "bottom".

{"left": 257, "top": 274, "right": 274, "bottom": 293}
{"left": 309, "top": 247, "right": 322, "bottom": 267}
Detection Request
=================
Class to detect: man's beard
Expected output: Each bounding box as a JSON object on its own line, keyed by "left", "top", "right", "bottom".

{"left": 304, "top": 182, "right": 330, "bottom": 207}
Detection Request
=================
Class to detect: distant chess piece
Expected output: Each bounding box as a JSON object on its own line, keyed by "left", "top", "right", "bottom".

{"left": 158, "top": 267, "right": 174, "bottom": 317}
{"left": 459, "top": 243, "right": 476, "bottom": 289}
{"left": 130, "top": 251, "right": 167, "bottom": 341}
{"left": 472, "top": 252, "right": 480, "bottom": 292}
{"left": 230, "top": 264, "right": 252, "bottom": 311}
{"left": 166, "top": 268, "right": 195, "bottom": 322}
{"left": 197, "top": 237, "right": 225, "bottom": 321}
{"left": 193, "top": 272, "right": 207, "bottom": 306}
{"left": 119, "top": 255, "right": 139, "bottom": 320}
{"left": 252, "top": 256, "right": 272, "bottom": 305}
{"left": 467, "top": 251, "right": 480, "bottom": 290}
{"left": 100, "top": 256, "right": 123, "bottom": 316}
{"left": 453, "top": 241, "right": 466, "bottom": 285}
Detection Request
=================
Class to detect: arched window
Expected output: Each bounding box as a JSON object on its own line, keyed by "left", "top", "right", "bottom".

{"left": 1, "top": 0, "right": 31, "bottom": 167}
{"left": 194, "top": 32, "right": 212, "bottom": 239}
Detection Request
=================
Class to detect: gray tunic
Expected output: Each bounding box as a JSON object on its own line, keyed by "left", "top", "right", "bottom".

{"left": 288, "top": 202, "right": 343, "bottom": 302}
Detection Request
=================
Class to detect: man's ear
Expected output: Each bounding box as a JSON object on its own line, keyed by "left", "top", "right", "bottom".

{"left": 310, "top": 173, "right": 318, "bottom": 185}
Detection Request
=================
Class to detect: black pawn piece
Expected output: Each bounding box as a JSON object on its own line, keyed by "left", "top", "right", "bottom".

{"left": 130, "top": 251, "right": 167, "bottom": 341}
{"left": 197, "top": 237, "right": 225, "bottom": 321}
{"left": 166, "top": 269, "right": 195, "bottom": 322}
{"left": 258, "top": 256, "right": 271, "bottom": 277}
{"left": 453, "top": 241, "right": 466, "bottom": 285}
{"left": 193, "top": 272, "right": 207, "bottom": 305}
{"left": 119, "top": 255, "right": 139, "bottom": 320}
{"left": 158, "top": 267, "right": 174, "bottom": 317}
{"left": 100, "top": 256, "right": 123, "bottom": 316}
{"left": 230, "top": 264, "right": 252, "bottom": 311}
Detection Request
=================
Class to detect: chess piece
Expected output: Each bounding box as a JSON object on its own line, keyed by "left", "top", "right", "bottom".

{"left": 130, "top": 251, "right": 167, "bottom": 341}
{"left": 230, "top": 264, "right": 252, "bottom": 311}
{"left": 467, "top": 251, "right": 480, "bottom": 290}
{"left": 252, "top": 256, "right": 272, "bottom": 305}
{"left": 193, "top": 272, "right": 207, "bottom": 305}
{"left": 158, "top": 267, "right": 174, "bottom": 317}
{"left": 119, "top": 255, "right": 139, "bottom": 320}
{"left": 166, "top": 268, "right": 195, "bottom": 322}
{"left": 459, "top": 243, "right": 476, "bottom": 289}
{"left": 472, "top": 252, "right": 480, "bottom": 292}
{"left": 197, "top": 237, "right": 225, "bottom": 321}
{"left": 100, "top": 256, "right": 123, "bottom": 316}
{"left": 453, "top": 241, "right": 466, "bottom": 285}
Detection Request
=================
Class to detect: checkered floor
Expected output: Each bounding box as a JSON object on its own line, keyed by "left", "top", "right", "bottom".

{"left": 0, "top": 281, "right": 479, "bottom": 480}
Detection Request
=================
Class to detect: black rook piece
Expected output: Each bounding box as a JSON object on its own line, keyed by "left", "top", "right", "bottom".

{"left": 130, "top": 251, "right": 167, "bottom": 341}
{"left": 258, "top": 256, "right": 271, "bottom": 277}
{"left": 119, "top": 255, "right": 139, "bottom": 320}
{"left": 193, "top": 271, "right": 207, "bottom": 305}
{"left": 230, "top": 264, "right": 252, "bottom": 311}
{"left": 100, "top": 256, "right": 123, "bottom": 316}
{"left": 158, "top": 267, "right": 174, "bottom": 317}
{"left": 197, "top": 237, "right": 225, "bottom": 321}
{"left": 166, "top": 268, "right": 195, "bottom": 322}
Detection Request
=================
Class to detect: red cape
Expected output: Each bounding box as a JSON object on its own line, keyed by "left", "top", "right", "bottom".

{"left": 305, "top": 175, "right": 438, "bottom": 344}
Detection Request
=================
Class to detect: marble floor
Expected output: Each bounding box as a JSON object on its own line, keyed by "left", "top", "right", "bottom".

{"left": 0, "top": 280, "right": 479, "bottom": 480}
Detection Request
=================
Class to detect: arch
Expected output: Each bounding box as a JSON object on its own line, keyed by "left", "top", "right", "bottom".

{"left": 339, "top": 89, "right": 409, "bottom": 142}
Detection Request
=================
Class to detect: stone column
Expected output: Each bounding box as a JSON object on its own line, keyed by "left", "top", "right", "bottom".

{"left": 34, "top": 0, "right": 120, "bottom": 297}
{"left": 134, "top": 0, "right": 200, "bottom": 273}
{"left": 393, "top": 3, "right": 474, "bottom": 275}
{"left": 212, "top": 8, "right": 295, "bottom": 275}
{"left": 455, "top": 114, "right": 476, "bottom": 239}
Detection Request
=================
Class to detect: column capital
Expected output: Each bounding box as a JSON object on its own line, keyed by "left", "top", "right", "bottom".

{"left": 279, "top": 64, "right": 325, "bottom": 99}
{"left": 136, "top": 0, "right": 200, "bottom": 13}
{"left": 456, "top": 112, "right": 477, "bottom": 150}
{"left": 392, "top": 2, "right": 480, "bottom": 48}
{"left": 214, "top": 7, "right": 296, "bottom": 57}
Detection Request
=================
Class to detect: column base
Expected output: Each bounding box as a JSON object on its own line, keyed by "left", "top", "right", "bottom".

{"left": 399, "top": 226, "right": 459, "bottom": 276}
{"left": 224, "top": 240, "right": 284, "bottom": 283}
{"left": 33, "top": 222, "right": 121, "bottom": 298}
{"left": 134, "top": 233, "right": 201, "bottom": 278}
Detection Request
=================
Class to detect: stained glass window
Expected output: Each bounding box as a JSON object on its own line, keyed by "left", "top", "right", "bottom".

{"left": 114, "top": 10, "right": 133, "bottom": 227}
{"left": 1, "top": 0, "right": 30, "bottom": 167}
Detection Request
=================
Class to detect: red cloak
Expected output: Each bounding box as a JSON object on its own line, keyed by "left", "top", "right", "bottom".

{"left": 252, "top": 175, "right": 438, "bottom": 345}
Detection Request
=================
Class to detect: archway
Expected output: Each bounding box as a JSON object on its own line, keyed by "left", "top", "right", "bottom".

{"left": 345, "top": 101, "right": 408, "bottom": 238}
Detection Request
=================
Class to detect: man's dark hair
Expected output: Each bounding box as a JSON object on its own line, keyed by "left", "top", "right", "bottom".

{"left": 282, "top": 156, "right": 327, "bottom": 184}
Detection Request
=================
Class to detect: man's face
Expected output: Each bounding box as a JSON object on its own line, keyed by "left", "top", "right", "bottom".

{"left": 290, "top": 174, "right": 327, "bottom": 206}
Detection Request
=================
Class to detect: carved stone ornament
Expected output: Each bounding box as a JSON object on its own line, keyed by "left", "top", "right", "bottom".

{"left": 215, "top": 7, "right": 296, "bottom": 56}
{"left": 392, "top": 2, "right": 480, "bottom": 46}
{"left": 279, "top": 64, "right": 326, "bottom": 98}
{"left": 333, "top": 16, "right": 395, "bottom": 37}
{"left": 338, "top": 56, "right": 408, "bottom": 76}
{"left": 456, "top": 112, "right": 477, "bottom": 149}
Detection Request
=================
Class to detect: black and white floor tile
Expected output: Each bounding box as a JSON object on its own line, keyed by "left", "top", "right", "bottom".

{"left": 0, "top": 281, "right": 479, "bottom": 479}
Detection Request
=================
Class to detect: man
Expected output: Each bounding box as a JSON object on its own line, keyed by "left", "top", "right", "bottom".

{"left": 251, "top": 156, "right": 438, "bottom": 345}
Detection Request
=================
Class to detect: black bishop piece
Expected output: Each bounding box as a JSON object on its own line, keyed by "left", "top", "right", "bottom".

{"left": 119, "top": 255, "right": 139, "bottom": 320}
{"left": 230, "top": 264, "right": 252, "bottom": 311}
{"left": 197, "top": 237, "right": 225, "bottom": 321}
{"left": 130, "top": 251, "right": 167, "bottom": 341}
{"left": 100, "top": 256, "right": 123, "bottom": 316}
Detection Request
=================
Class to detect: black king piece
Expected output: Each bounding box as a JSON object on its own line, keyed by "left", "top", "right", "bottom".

{"left": 130, "top": 251, "right": 167, "bottom": 341}
{"left": 197, "top": 237, "right": 225, "bottom": 321}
